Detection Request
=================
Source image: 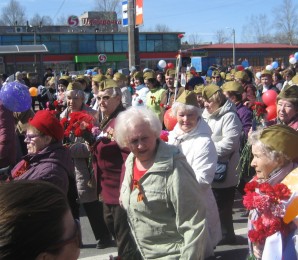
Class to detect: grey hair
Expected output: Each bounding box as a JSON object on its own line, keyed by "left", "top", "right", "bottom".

{"left": 248, "top": 127, "right": 291, "bottom": 163}
{"left": 66, "top": 89, "right": 85, "bottom": 98}
{"left": 114, "top": 107, "right": 162, "bottom": 148}
{"left": 111, "top": 87, "right": 122, "bottom": 98}
{"left": 171, "top": 102, "right": 202, "bottom": 118}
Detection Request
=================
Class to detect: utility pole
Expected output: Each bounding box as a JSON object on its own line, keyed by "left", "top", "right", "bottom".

{"left": 226, "top": 27, "right": 236, "bottom": 66}
{"left": 128, "top": 0, "right": 140, "bottom": 69}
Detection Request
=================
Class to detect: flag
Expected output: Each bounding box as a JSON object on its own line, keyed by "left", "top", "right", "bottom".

{"left": 135, "top": 0, "right": 143, "bottom": 26}
{"left": 122, "top": 1, "right": 128, "bottom": 27}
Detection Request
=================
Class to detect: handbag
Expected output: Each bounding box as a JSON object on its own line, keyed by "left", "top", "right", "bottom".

{"left": 213, "top": 162, "right": 228, "bottom": 183}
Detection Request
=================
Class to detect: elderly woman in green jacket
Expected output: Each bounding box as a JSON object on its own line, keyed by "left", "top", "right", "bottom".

{"left": 114, "top": 107, "right": 208, "bottom": 260}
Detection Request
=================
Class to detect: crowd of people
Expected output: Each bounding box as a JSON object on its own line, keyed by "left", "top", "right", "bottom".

{"left": 0, "top": 61, "right": 298, "bottom": 259}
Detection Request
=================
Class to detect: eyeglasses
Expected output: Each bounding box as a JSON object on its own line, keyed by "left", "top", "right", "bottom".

{"left": 47, "top": 219, "right": 82, "bottom": 252}
{"left": 24, "top": 134, "right": 42, "bottom": 141}
{"left": 212, "top": 76, "right": 220, "bottom": 79}
{"left": 97, "top": 95, "right": 111, "bottom": 101}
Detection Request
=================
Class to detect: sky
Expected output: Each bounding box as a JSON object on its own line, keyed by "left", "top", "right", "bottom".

{"left": 0, "top": 0, "right": 287, "bottom": 43}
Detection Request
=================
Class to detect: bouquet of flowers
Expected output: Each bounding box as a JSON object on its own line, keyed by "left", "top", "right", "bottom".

{"left": 237, "top": 101, "right": 267, "bottom": 178}
{"left": 60, "top": 111, "right": 96, "bottom": 145}
{"left": 251, "top": 101, "right": 267, "bottom": 129}
{"left": 243, "top": 181, "right": 292, "bottom": 245}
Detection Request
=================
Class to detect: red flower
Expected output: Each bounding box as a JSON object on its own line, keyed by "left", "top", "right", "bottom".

{"left": 244, "top": 181, "right": 258, "bottom": 193}
{"left": 160, "top": 103, "right": 171, "bottom": 109}
{"left": 53, "top": 100, "right": 59, "bottom": 107}
{"left": 61, "top": 111, "right": 95, "bottom": 139}
{"left": 244, "top": 181, "right": 292, "bottom": 245}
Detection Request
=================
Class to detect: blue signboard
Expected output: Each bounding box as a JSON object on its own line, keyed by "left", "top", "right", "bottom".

{"left": 191, "top": 57, "right": 202, "bottom": 72}
{"left": 122, "top": 1, "right": 128, "bottom": 27}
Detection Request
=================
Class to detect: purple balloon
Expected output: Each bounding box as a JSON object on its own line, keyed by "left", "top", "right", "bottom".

{"left": 0, "top": 81, "right": 31, "bottom": 112}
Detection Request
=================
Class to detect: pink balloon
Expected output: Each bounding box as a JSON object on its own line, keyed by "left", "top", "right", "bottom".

{"left": 262, "top": 90, "right": 278, "bottom": 106}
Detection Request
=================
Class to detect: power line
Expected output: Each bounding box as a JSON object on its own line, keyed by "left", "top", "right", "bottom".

{"left": 52, "top": 0, "right": 67, "bottom": 21}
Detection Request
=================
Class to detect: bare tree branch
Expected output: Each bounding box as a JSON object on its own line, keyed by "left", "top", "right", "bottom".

{"left": 188, "top": 34, "right": 202, "bottom": 45}
{"left": 241, "top": 14, "right": 273, "bottom": 43}
{"left": 155, "top": 24, "right": 170, "bottom": 32}
{"left": 273, "top": 0, "right": 298, "bottom": 45}
{"left": 1, "top": 0, "right": 27, "bottom": 25}
{"left": 214, "top": 29, "right": 229, "bottom": 44}
{"left": 30, "top": 14, "right": 53, "bottom": 26}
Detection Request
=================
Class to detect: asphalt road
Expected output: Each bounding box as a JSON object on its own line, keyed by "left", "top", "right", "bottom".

{"left": 78, "top": 190, "right": 249, "bottom": 260}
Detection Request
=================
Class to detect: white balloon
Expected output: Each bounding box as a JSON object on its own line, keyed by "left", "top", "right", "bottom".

{"left": 158, "top": 60, "right": 167, "bottom": 69}
{"left": 289, "top": 57, "right": 297, "bottom": 65}
{"left": 256, "top": 72, "right": 261, "bottom": 79}
{"left": 266, "top": 65, "right": 273, "bottom": 71}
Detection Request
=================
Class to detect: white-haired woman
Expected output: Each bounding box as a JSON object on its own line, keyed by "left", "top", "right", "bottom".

{"left": 168, "top": 90, "right": 222, "bottom": 257}
{"left": 114, "top": 106, "right": 208, "bottom": 260}
{"left": 246, "top": 124, "right": 298, "bottom": 259}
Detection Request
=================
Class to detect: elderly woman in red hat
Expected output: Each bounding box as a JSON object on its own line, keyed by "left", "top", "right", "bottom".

{"left": 10, "top": 110, "right": 73, "bottom": 192}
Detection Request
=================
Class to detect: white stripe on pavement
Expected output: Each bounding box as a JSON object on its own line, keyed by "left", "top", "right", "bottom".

{"left": 235, "top": 227, "right": 247, "bottom": 236}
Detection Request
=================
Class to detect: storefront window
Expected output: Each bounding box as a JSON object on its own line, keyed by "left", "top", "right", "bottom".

{"left": 79, "top": 41, "right": 96, "bottom": 53}
{"left": 114, "top": 40, "right": 128, "bottom": 52}
{"left": 1, "top": 35, "right": 21, "bottom": 44}
{"left": 78, "top": 34, "right": 95, "bottom": 41}
{"left": 60, "top": 34, "right": 78, "bottom": 41}
{"left": 61, "top": 41, "right": 78, "bottom": 53}
{"left": 114, "top": 34, "right": 128, "bottom": 41}
{"left": 45, "top": 42, "right": 60, "bottom": 54}
{"left": 96, "top": 41, "right": 113, "bottom": 52}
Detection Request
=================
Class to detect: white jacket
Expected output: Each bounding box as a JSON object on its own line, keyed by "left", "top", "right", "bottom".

{"left": 168, "top": 118, "right": 222, "bottom": 255}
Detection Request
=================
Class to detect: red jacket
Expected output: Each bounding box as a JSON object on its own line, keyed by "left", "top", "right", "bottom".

{"left": 92, "top": 117, "right": 129, "bottom": 205}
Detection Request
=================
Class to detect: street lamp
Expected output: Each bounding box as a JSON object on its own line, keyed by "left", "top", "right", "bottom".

{"left": 226, "top": 27, "right": 235, "bottom": 66}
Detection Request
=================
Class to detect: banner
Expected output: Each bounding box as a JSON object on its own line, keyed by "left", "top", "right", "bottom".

{"left": 135, "top": 0, "right": 143, "bottom": 26}
{"left": 122, "top": 1, "right": 128, "bottom": 27}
